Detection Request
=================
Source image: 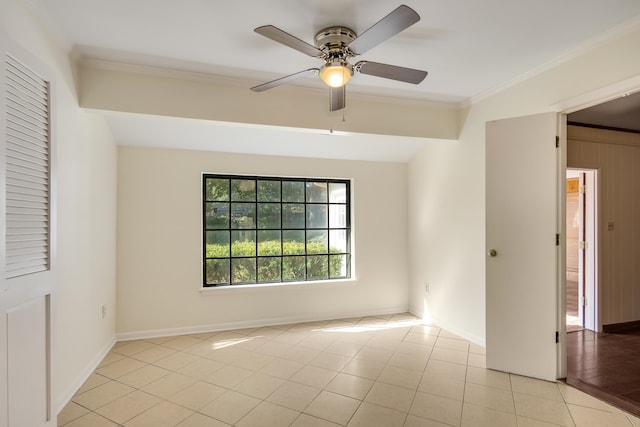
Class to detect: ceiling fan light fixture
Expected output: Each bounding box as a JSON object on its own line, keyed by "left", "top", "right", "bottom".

{"left": 319, "top": 62, "right": 352, "bottom": 88}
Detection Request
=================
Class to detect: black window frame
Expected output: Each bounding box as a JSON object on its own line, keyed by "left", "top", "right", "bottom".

{"left": 202, "top": 174, "right": 351, "bottom": 287}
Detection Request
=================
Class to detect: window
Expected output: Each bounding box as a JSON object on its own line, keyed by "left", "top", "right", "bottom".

{"left": 203, "top": 174, "right": 351, "bottom": 287}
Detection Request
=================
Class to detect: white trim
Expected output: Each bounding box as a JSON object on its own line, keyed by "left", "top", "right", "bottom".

{"left": 551, "top": 75, "right": 640, "bottom": 114}
{"left": 199, "top": 278, "right": 357, "bottom": 295}
{"left": 429, "top": 315, "right": 486, "bottom": 348}
{"left": 55, "top": 335, "right": 116, "bottom": 415}
{"left": 115, "top": 306, "right": 408, "bottom": 342}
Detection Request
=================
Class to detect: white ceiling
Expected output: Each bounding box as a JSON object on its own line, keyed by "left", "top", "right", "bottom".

{"left": 33, "top": 0, "right": 640, "bottom": 158}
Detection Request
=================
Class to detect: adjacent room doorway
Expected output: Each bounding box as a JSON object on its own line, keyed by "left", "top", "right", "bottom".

{"left": 565, "top": 169, "right": 597, "bottom": 333}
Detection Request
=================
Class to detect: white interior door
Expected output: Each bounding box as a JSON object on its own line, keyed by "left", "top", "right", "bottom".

{"left": 486, "top": 112, "right": 560, "bottom": 381}
{"left": 583, "top": 170, "right": 597, "bottom": 331}
{"left": 1, "top": 36, "right": 55, "bottom": 427}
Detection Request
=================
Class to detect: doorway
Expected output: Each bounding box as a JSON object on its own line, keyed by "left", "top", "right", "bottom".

{"left": 565, "top": 169, "right": 597, "bottom": 333}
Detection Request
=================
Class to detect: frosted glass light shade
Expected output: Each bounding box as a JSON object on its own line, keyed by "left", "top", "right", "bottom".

{"left": 319, "top": 64, "right": 351, "bottom": 88}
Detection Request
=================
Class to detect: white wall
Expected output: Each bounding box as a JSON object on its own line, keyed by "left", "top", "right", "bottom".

{"left": 116, "top": 147, "right": 409, "bottom": 336}
{"left": 1, "top": 0, "right": 118, "bottom": 411}
{"left": 408, "top": 26, "right": 640, "bottom": 345}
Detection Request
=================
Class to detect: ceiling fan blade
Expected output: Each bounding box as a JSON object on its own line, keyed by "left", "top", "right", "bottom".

{"left": 347, "top": 5, "right": 420, "bottom": 55}
{"left": 255, "top": 25, "right": 324, "bottom": 57}
{"left": 250, "top": 68, "right": 319, "bottom": 92}
{"left": 330, "top": 86, "right": 346, "bottom": 111}
{"left": 356, "top": 61, "right": 427, "bottom": 84}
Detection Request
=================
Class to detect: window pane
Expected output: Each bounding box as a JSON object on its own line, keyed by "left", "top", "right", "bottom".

{"left": 258, "top": 257, "right": 281, "bottom": 283}
{"left": 307, "top": 204, "right": 328, "bottom": 228}
{"left": 258, "top": 203, "right": 281, "bottom": 229}
{"left": 282, "top": 256, "right": 305, "bottom": 281}
{"left": 329, "top": 205, "right": 347, "bottom": 228}
{"left": 330, "top": 254, "right": 349, "bottom": 279}
{"left": 231, "top": 179, "right": 256, "bottom": 201}
{"left": 206, "top": 231, "right": 229, "bottom": 257}
{"left": 231, "top": 258, "right": 256, "bottom": 284}
{"left": 231, "top": 230, "right": 256, "bottom": 256}
{"left": 258, "top": 230, "right": 281, "bottom": 256}
{"left": 205, "top": 202, "right": 229, "bottom": 229}
{"left": 307, "top": 255, "right": 328, "bottom": 280}
{"left": 329, "top": 182, "right": 347, "bottom": 203}
{"left": 258, "top": 180, "right": 281, "bottom": 202}
{"left": 231, "top": 203, "right": 256, "bottom": 228}
{"left": 282, "top": 181, "right": 304, "bottom": 202}
{"left": 282, "top": 204, "right": 305, "bottom": 228}
{"left": 307, "top": 230, "right": 328, "bottom": 254}
{"left": 306, "top": 181, "right": 327, "bottom": 202}
{"left": 206, "top": 259, "right": 230, "bottom": 285}
{"left": 283, "top": 230, "right": 305, "bottom": 255}
{"left": 329, "top": 230, "right": 348, "bottom": 253}
{"left": 205, "top": 178, "right": 229, "bottom": 201}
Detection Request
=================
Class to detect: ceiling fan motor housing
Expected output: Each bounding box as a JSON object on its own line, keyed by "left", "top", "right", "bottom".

{"left": 314, "top": 26, "right": 357, "bottom": 61}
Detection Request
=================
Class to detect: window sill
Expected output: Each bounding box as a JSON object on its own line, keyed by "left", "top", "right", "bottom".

{"left": 199, "top": 278, "right": 357, "bottom": 295}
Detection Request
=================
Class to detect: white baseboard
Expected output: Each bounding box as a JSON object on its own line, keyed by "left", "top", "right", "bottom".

{"left": 56, "top": 335, "right": 116, "bottom": 415}
{"left": 431, "top": 315, "right": 486, "bottom": 348}
{"left": 116, "top": 306, "right": 409, "bottom": 342}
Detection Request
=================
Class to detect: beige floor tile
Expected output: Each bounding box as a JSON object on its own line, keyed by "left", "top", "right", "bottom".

{"left": 77, "top": 373, "right": 111, "bottom": 394}
{"left": 429, "top": 347, "right": 469, "bottom": 365}
{"left": 63, "top": 411, "right": 119, "bottom": 426}
{"left": 409, "top": 391, "right": 463, "bottom": 426}
{"left": 469, "top": 343, "right": 486, "bottom": 355}
{"left": 200, "top": 390, "right": 261, "bottom": 425}
{"left": 347, "top": 402, "right": 405, "bottom": 427}
{"left": 233, "top": 372, "right": 285, "bottom": 399}
{"left": 282, "top": 345, "right": 321, "bottom": 364}
{"left": 310, "top": 351, "right": 352, "bottom": 371}
{"left": 177, "top": 357, "right": 225, "bottom": 379}
{"left": 168, "top": 381, "right": 226, "bottom": 410}
{"left": 181, "top": 340, "right": 217, "bottom": 357}
{"left": 365, "top": 382, "right": 416, "bottom": 412}
{"left": 266, "top": 380, "right": 321, "bottom": 411}
{"left": 206, "top": 364, "right": 254, "bottom": 388}
{"left": 98, "top": 351, "right": 126, "bottom": 368}
{"left": 366, "top": 335, "right": 402, "bottom": 351}
{"left": 272, "top": 330, "right": 308, "bottom": 345}
{"left": 410, "top": 325, "right": 441, "bottom": 336}
{"left": 325, "top": 372, "right": 374, "bottom": 400}
{"left": 513, "top": 392, "right": 573, "bottom": 426}
{"left": 558, "top": 382, "right": 622, "bottom": 413}
{"left": 466, "top": 366, "right": 511, "bottom": 391}
{"left": 57, "top": 401, "right": 89, "bottom": 426}
{"left": 464, "top": 382, "right": 515, "bottom": 413}
{"left": 354, "top": 346, "right": 394, "bottom": 363}
{"left": 418, "top": 374, "right": 465, "bottom": 401}
{"left": 435, "top": 336, "right": 470, "bottom": 352}
{"left": 404, "top": 332, "right": 438, "bottom": 346}
{"left": 387, "top": 350, "right": 429, "bottom": 372}
{"left": 259, "top": 357, "right": 304, "bottom": 379}
{"left": 95, "top": 357, "right": 147, "bottom": 379}
{"left": 236, "top": 401, "right": 300, "bottom": 427}
{"left": 377, "top": 365, "right": 421, "bottom": 389}
{"left": 467, "top": 353, "right": 486, "bottom": 368}
{"left": 510, "top": 374, "right": 563, "bottom": 401}
{"left": 113, "top": 340, "right": 158, "bottom": 356}
{"left": 124, "top": 400, "right": 194, "bottom": 426}
{"left": 152, "top": 351, "right": 199, "bottom": 371}
{"left": 117, "top": 364, "right": 171, "bottom": 388}
{"left": 396, "top": 341, "right": 433, "bottom": 357}
{"left": 516, "top": 416, "right": 573, "bottom": 426}
{"left": 404, "top": 414, "right": 452, "bottom": 426}
{"left": 144, "top": 336, "right": 177, "bottom": 345}
{"left": 461, "top": 402, "right": 517, "bottom": 427}
{"left": 290, "top": 413, "right": 342, "bottom": 427}
{"left": 325, "top": 340, "right": 364, "bottom": 357}
{"left": 567, "top": 403, "right": 633, "bottom": 427}
{"left": 140, "top": 372, "right": 196, "bottom": 399}
{"left": 341, "top": 357, "right": 386, "bottom": 380}
{"left": 131, "top": 345, "right": 177, "bottom": 363}
{"left": 95, "top": 390, "right": 161, "bottom": 424}
{"left": 230, "top": 350, "right": 275, "bottom": 371}
{"left": 304, "top": 390, "right": 361, "bottom": 425}
{"left": 628, "top": 413, "right": 640, "bottom": 427}
{"left": 291, "top": 365, "right": 337, "bottom": 389}
{"left": 423, "top": 359, "right": 467, "bottom": 382}
{"left": 72, "top": 380, "right": 135, "bottom": 410}
{"left": 176, "top": 412, "right": 230, "bottom": 426}
{"left": 162, "top": 335, "right": 203, "bottom": 350}
{"left": 438, "top": 330, "right": 466, "bottom": 340}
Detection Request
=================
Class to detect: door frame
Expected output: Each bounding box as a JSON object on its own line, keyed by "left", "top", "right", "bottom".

{"left": 553, "top": 74, "right": 640, "bottom": 379}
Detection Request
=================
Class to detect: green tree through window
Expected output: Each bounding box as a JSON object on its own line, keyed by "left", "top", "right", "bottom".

{"left": 203, "top": 175, "right": 351, "bottom": 286}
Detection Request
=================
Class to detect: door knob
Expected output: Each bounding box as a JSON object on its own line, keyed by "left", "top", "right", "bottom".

{"left": 488, "top": 249, "right": 497, "bottom": 257}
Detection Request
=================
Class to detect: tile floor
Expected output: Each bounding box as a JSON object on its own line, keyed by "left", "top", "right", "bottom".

{"left": 59, "top": 313, "right": 640, "bottom": 426}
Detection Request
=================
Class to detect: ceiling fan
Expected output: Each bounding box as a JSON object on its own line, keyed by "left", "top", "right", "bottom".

{"left": 250, "top": 4, "right": 428, "bottom": 112}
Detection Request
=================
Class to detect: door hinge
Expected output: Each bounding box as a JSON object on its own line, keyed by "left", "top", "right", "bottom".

{"left": 580, "top": 184, "right": 586, "bottom": 194}
{"left": 555, "top": 331, "right": 559, "bottom": 343}
{"left": 579, "top": 241, "right": 588, "bottom": 250}
{"left": 556, "top": 234, "right": 560, "bottom": 246}
{"left": 582, "top": 296, "right": 588, "bottom": 306}
{"left": 555, "top": 136, "right": 559, "bottom": 147}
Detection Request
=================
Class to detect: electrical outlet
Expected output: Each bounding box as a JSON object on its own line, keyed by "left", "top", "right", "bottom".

{"left": 102, "top": 305, "right": 107, "bottom": 319}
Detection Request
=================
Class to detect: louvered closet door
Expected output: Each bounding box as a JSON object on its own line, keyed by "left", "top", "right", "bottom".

{"left": 0, "top": 36, "right": 55, "bottom": 427}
